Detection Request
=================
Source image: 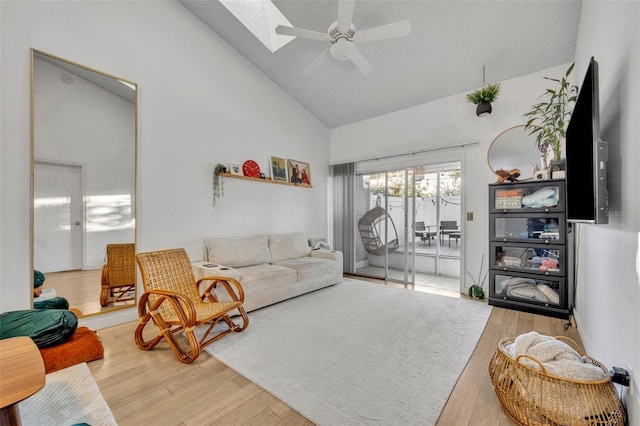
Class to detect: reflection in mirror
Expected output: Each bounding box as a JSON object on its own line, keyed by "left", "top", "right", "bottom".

{"left": 31, "top": 49, "right": 137, "bottom": 318}
{"left": 487, "top": 125, "right": 542, "bottom": 181}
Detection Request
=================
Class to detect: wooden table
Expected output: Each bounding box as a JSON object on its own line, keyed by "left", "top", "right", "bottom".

{"left": 0, "top": 336, "right": 46, "bottom": 425}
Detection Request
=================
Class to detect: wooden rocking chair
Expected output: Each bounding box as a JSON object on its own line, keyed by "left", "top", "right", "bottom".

{"left": 134, "top": 248, "right": 249, "bottom": 364}
{"left": 100, "top": 243, "right": 136, "bottom": 306}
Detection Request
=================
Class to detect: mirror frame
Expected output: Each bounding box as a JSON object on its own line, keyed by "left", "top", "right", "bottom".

{"left": 487, "top": 124, "right": 542, "bottom": 180}
{"left": 30, "top": 48, "right": 138, "bottom": 318}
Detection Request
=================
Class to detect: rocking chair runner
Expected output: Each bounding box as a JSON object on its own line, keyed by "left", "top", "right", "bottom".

{"left": 100, "top": 243, "right": 136, "bottom": 306}
{"left": 134, "top": 248, "right": 249, "bottom": 364}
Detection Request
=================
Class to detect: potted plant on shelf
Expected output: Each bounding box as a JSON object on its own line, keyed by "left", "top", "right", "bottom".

{"left": 523, "top": 63, "right": 578, "bottom": 171}
{"left": 212, "top": 163, "right": 226, "bottom": 206}
{"left": 466, "top": 254, "right": 489, "bottom": 299}
{"left": 466, "top": 83, "right": 501, "bottom": 117}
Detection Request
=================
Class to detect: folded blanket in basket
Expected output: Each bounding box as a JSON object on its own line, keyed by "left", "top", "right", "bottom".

{"left": 504, "top": 331, "right": 606, "bottom": 381}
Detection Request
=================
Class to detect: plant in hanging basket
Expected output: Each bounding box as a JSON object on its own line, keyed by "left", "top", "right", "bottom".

{"left": 466, "top": 83, "right": 501, "bottom": 105}
{"left": 523, "top": 62, "right": 578, "bottom": 162}
{"left": 212, "top": 163, "right": 226, "bottom": 206}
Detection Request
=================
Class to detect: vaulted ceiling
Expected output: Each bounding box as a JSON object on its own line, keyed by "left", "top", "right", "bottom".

{"left": 180, "top": 0, "right": 582, "bottom": 128}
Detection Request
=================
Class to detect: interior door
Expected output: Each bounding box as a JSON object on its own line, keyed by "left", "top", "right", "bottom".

{"left": 34, "top": 161, "right": 83, "bottom": 272}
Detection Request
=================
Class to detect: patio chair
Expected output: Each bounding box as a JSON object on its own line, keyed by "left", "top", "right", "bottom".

{"left": 415, "top": 221, "right": 434, "bottom": 246}
{"left": 440, "top": 221, "right": 460, "bottom": 243}
{"left": 100, "top": 243, "right": 136, "bottom": 306}
{"left": 358, "top": 206, "right": 399, "bottom": 256}
{"left": 134, "top": 248, "right": 248, "bottom": 364}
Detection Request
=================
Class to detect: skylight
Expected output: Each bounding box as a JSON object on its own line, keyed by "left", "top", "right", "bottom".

{"left": 220, "top": 0, "right": 294, "bottom": 52}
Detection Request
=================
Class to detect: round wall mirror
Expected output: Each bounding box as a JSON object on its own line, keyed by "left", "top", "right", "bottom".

{"left": 487, "top": 125, "right": 542, "bottom": 181}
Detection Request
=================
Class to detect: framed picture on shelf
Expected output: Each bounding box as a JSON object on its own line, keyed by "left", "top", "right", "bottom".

{"left": 287, "top": 159, "right": 311, "bottom": 185}
{"left": 270, "top": 156, "right": 288, "bottom": 182}
{"left": 229, "top": 164, "right": 242, "bottom": 176}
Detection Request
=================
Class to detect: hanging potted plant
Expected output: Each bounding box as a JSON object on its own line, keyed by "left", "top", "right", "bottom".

{"left": 466, "top": 83, "right": 501, "bottom": 117}
{"left": 466, "top": 254, "right": 489, "bottom": 299}
{"left": 523, "top": 63, "right": 578, "bottom": 170}
{"left": 212, "top": 163, "right": 226, "bottom": 206}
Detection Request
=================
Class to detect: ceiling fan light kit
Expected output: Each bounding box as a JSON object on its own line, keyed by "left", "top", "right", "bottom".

{"left": 275, "top": 0, "right": 411, "bottom": 75}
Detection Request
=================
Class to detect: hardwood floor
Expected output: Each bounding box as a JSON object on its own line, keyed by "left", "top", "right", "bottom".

{"left": 90, "top": 285, "right": 581, "bottom": 425}
{"left": 42, "top": 269, "right": 135, "bottom": 317}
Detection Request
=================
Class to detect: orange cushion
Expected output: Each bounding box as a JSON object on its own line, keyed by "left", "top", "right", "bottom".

{"left": 39, "top": 326, "right": 104, "bottom": 373}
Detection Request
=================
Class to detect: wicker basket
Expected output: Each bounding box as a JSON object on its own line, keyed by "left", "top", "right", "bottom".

{"left": 488, "top": 336, "right": 625, "bottom": 426}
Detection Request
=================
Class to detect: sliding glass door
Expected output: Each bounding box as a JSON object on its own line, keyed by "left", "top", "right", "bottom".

{"left": 354, "top": 162, "right": 461, "bottom": 289}
{"left": 355, "top": 168, "right": 416, "bottom": 284}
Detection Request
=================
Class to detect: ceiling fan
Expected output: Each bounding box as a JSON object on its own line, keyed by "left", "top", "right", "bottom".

{"left": 275, "top": 0, "right": 411, "bottom": 75}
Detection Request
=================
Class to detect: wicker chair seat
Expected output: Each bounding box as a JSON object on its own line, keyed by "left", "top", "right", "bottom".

{"left": 158, "top": 300, "right": 243, "bottom": 323}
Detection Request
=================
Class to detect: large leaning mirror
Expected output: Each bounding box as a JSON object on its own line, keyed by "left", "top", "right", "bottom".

{"left": 487, "top": 125, "right": 542, "bottom": 181}
{"left": 31, "top": 49, "right": 137, "bottom": 318}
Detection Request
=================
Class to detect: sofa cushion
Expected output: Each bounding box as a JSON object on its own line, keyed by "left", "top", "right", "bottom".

{"left": 238, "top": 264, "right": 297, "bottom": 293}
{"left": 273, "top": 257, "right": 336, "bottom": 281}
{"left": 268, "top": 232, "right": 311, "bottom": 263}
{"left": 206, "top": 235, "right": 271, "bottom": 268}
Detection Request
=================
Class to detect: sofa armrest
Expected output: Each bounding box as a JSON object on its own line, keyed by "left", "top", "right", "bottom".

{"left": 310, "top": 249, "right": 343, "bottom": 283}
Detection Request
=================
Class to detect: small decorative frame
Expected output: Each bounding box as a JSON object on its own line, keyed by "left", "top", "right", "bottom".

{"left": 229, "top": 163, "right": 242, "bottom": 176}
{"left": 270, "top": 156, "right": 288, "bottom": 182}
{"left": 287, "top": 159, "right": 311, "bottom": 186}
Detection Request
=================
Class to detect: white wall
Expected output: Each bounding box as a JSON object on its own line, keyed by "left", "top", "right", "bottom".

{"left": 571, "top": 1, "right": 640, "bottom": 419}
{"left": 1, "top": 1, "right": 330, "bottom": 329}
{"left": 330, "top": 64, "right": 572, "bottom": 291}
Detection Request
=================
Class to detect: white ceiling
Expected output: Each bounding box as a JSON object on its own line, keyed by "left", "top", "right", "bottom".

{"left": 180, "top": 0, "right": 582, "bottom": 128}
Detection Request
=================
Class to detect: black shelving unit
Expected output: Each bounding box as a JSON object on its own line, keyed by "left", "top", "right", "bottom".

{"left": 488, "top": 180, "right": 572, "bottom": 319}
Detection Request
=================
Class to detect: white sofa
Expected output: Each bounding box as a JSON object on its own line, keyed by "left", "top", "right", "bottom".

{"left": 203, "top": 233, "right": 343, "bottom": 312}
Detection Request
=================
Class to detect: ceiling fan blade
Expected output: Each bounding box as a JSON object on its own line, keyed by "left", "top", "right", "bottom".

{"left": 348, "top": 44, "right": 374, "bottom": 75}
{"left": 337, "top": 0, "right": 356, "bottom": 30}
{"left": 303, "top": 48, "right": 332, "bottom": 75}
{"left": 352, "top": 20, "right": 412, "bottom": 43}
{"left": 275, "top": 25, "right": 332, "bottom": 42}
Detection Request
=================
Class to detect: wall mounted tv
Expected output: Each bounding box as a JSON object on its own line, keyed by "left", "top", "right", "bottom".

{"left": 565, "top": 57, "right": 608, "bottom": 224}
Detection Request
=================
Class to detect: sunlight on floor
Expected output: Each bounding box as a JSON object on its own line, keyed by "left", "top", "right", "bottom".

{"left": 346, "top": 272, "right": 463, "bottom": 299}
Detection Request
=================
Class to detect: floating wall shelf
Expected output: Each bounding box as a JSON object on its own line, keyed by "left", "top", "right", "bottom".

{"left": 220, "top": 173, "right": 312, "bottom": 188}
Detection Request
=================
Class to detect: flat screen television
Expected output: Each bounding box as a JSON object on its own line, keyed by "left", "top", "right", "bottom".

{"left": 565, "top": 57, "right": 608, "bottom": 224}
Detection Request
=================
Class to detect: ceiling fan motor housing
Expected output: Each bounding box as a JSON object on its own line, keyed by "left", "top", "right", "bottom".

{"left": 328, "top": 21, "right": 356, "bottom": 42}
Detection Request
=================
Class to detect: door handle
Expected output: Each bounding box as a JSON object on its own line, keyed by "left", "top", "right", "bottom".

{"left": 74, "top": 221, "right": 80, "bottom": 226}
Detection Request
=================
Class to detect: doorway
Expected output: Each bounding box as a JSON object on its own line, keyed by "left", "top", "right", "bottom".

{"left": 355, "top": 162, "right": 462, "bottom": 292}
{"left": 34, "top": 161, "right": 84, "bottom": 272}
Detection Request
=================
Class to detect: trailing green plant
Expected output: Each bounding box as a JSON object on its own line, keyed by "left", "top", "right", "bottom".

{"left": 212, "top": 163, "right": 226, "bottom": 206}
{"left": 466, "top": 254, "right": 489, "bottom": 299}
{"left": 523, "top": 63, "right": 579, "bottom": 162}
{"left": 466, "top": 83, "right": 501, "bottom": 105}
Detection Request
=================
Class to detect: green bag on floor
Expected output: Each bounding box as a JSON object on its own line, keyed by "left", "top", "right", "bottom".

{"left": 0, "top": 309, "right": 77, "bottom": 348}
{"left": 34, "top": 296, "right": 69, "bottom": 310}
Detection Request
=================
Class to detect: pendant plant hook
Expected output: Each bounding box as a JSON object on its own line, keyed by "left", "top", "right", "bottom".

{"left": 482, "top": 64, "right": 487, "bottom": 88}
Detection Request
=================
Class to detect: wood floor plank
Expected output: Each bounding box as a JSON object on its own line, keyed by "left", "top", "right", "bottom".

{"left": 90, "top": 290, "right": 584, "bottom": 425}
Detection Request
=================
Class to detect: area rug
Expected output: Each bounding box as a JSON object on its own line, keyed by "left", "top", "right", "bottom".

{"left": 18, "top": 362, "right": 117, "bottom": 426}
{"left": 204, "top": 278, "right": 492, "bottom": 425}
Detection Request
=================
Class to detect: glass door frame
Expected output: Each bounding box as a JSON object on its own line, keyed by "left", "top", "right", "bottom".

{"left": 355, "top": 167, "right": 417, "bottom": 287}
